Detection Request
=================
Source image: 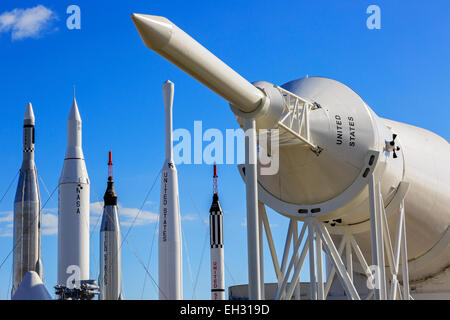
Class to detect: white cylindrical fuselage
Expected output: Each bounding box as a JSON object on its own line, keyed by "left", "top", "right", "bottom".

{"left": 158, "top": 80, "right": 182, "bottom": 300}
{"left": 210, "top": 193, "right": 225, "bottom": 300}
{"left": 13, "top": 103, "right": 43, "bottom": 295}
{"left": 58, "top": 98, "right": 90, "bottom": 288}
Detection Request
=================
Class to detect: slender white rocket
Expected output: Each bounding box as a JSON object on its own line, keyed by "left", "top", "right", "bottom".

{"left": 57, "top": 96, "right": 90, "bottom": 293}
{"left": 158, "top": 80, "right": 183, "bottom": 300}
{"left": 12, "top": 102, "right": 43, "bottom": 296}
{"left": 99, "top": 151, "right": 122, "bottom": 300}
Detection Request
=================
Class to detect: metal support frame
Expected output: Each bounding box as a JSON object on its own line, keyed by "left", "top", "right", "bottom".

{"left": 241, "top": 89, "right": 410, "bottom": 300}
{"left": 256, "top": 175, "right": 410, "bottom": 300}
{"left": 368, "top": 173, "right": 410, "bottom": 300}
{"left": 275, "top": 86, "right": 322, "bottom": 154}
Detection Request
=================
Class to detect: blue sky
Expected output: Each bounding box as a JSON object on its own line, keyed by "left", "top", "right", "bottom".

{"left": 0, "top": 0, "right": 448, "bottom": 299}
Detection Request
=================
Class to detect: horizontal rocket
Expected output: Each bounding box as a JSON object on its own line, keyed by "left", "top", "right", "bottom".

{"left": 131, "top": 14, "right": 450, "bottom": 295}
{"left": 158, "top": 80, "right": 183, "bottom": 300}
{"left": 12, "top": 102, "right": 43, "bottom": 296}
{"left": 99, "top": 151, "right": 122, "bottom": 300}
{"left": 57, "top": 96, "right": 90, "bottom": 294}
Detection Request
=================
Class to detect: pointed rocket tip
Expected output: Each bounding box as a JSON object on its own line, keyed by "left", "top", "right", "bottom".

{"left": 24, "top": 102, "right": 35, "bottom": 123}
{"left": 131, "top": 13, "right": 173, "bottom": 50}
{"left": 163, "top": 80, "right": 174, "bottom": 91}
{"left": 68, "top": 96, "right": 81, "bottom": 121}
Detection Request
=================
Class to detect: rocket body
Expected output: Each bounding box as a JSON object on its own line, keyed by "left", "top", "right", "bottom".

{"left": 158, "top": 80, "right": 182, "bottom": 300}
{"left": 99, "top": 153, "right": 122, "bottom": 300}
{"left": 210, "top": 191, "right": 225, "bottom": 300}
{"left": 12, "top": 103, "right": 43, "bottom": 295}
{"left": 57, "top": 97, "right": 90, "bottom": 289}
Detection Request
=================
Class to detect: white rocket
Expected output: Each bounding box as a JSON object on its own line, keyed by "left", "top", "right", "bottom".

{"left": 99, "top": 151, "right": 122, "bottom": 300}
{"left": 209, "top": 164, "right": 225, "bottom": 300}
{"left": 57, "top": 96, "right": 90, "bottom": 294}
{"left": 132, "top": 14, "right": 450, "bottom": 298}
{"left": 158, "top": 80, "right": 183, "bottom": 300}
{"left": 12, "top": 102, "right": 43, "bottom": 296}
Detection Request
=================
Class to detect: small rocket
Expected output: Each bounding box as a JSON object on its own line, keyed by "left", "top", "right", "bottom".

{"left": 99, "top": 151, "right": 122, "bottom": 300}
{"left": 12, "top": 102, "right": 43, "bottom": 296}
{"left": 158, "top": 80, "right": 182, "bottom": 300}
{"left": 57, "top": 96, "right": 90, "bottom": 293}
{"left": 209, "top": 164, "right": 225, "bottom": 300}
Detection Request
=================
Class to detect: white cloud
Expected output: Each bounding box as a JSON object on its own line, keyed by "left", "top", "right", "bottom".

{"left": 181, "top": 213, "right": 198, "bottom": 221}
{"left": 0, "top": 210, "right": 58, "bottom": 236}
{"left": 90, "top": 201, "right": 104, "bottom": 216}
{"left": 119, "top": 205, "right": 158, "bottom": 227}
{"left": 0, "top": 211, "right": 13, "bottom": 223}
{"left": 90, "top": 201, "right": 159, "bottom": 228}
{"left": 41, "top": 211, "right": 58, "bottom": 235}
{"left": 0, "top": 211, "right": 13, "bottom": 237}
{"left": 0, "top": 5, "right": 56, "bottom": 40}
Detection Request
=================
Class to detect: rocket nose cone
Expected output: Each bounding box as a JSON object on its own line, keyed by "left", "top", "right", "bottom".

{"left": 24, "top": 102, "right": 35, "bottom": 123}
{"left": 131, "top": 13, "right": 173, "bottom": 50}
{"left": 68, "top": 97, "right": 81, "bottom": 121}
{"left": 163, "top": 79, "right": 174, "bottom": 109}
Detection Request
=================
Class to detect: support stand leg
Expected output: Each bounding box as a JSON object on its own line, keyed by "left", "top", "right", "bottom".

{"left": 244, "top": 118, "right": 261, "bottom": 300}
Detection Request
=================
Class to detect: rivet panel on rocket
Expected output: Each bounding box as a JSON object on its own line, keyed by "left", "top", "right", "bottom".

{"left": 57, "top": 96, "right": 90, "bottom": 291}
{"left": 12, "top": 102, "right": 43, "bottom": 296}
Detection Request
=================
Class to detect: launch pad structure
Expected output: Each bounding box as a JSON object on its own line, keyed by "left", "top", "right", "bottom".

{"left": 238, "top": 163, "right": 411, "bottom": 300}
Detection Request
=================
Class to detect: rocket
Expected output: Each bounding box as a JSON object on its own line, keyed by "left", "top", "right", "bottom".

{"left": 209, "top": 164, "right": 225, "bottom": 300}
{"left": 158, "top": 80, "right": 182, "bottom": 300}
{"left": 12, "top": 102, "right": 43, "bottom": 296}
{"left": 99, "top": 151, "right": 122, "bottom": 300}
{"left": 57, "top": 96, "right": 90, "bottom": 294}
{"left": 133, "top": 14, "right": 450, "bottom": 298}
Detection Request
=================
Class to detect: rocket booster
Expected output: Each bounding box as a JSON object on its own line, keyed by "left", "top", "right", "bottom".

{"left": 99, "top": 151, "right": 122, "bottom": 300}
{"left": 57, "top": 97, "right": 90, "bottom": 289}
{"left": 132, "top": 14, "right": 450, "bottom": 291}
{"left": 158, "top": 80, "right": 182, "bottom": 300}
{"left": 12, "top": 102, "right": 43, "bottom": 295}
{"left": 209, "top": 164, "right": 225, "bottom": 300}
